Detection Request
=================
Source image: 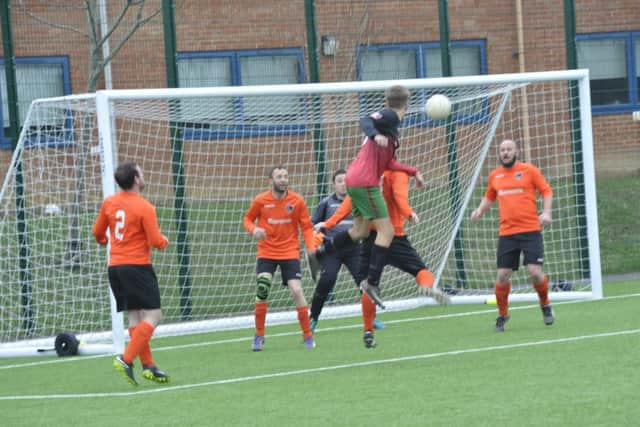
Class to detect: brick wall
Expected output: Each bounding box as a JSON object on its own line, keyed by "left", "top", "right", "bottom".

{"left": 0, "top": 0, "right": 638, "bottom": 173}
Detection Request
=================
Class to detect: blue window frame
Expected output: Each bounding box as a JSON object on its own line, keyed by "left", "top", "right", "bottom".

{"left": 356, "top": 40, "right": 488, "bottom": 125}
{"left": 176, "top": 48, "right": 306, "bottom": 139}
{"left": 0, "top": 56, "right": 71, "bottom": 149}
{"left": 577, "top": 31, "right": 640, "bottom": 115}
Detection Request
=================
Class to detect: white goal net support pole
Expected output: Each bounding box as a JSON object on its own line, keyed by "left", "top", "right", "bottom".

{"left": 0, "top": 70, "right": 601, "bottom": 356}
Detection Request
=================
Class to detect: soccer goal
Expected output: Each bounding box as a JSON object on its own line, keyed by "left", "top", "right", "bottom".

{"left": 0, "top": 69, "right": 601, "bottom": 356}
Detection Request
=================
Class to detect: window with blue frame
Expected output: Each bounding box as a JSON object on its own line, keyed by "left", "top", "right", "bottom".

{"left": 0, "top": 56, "right": 71, "bottom": 149}
{"left": 176, "top": 48, "right": 306, "bottom": 139}
{"left": 356, "top": 40, "right": 487, "bottom": 123}
{"left": 577, "top": 31, "right": 640, "bottom": 115}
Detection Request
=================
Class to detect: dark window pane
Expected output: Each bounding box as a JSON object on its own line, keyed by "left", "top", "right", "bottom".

{"left": 590, "top": 77, "right": 629, "bottom": 105}
{"left": 577, "top": 38, "right": 629, "bottom": 106}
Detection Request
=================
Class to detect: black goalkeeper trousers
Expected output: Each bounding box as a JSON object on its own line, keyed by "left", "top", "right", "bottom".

{"left": 310, "top": 245, "right": 362, "bottom": 320}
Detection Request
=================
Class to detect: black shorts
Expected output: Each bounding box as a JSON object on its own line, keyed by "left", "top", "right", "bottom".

{"left": 387, "top": 235, "right": 428, "bottom": 277}
{"left": 108, "top": 264, "right": 161, "bottom": 312}
{"left": 256, "top": 258, "right": 302, "bottom": 285}
{"left": 497, "top": 231, "right": 544, "bottom": 270}
{"left": 361, "top": 233, "right": 427, "bottom": 278}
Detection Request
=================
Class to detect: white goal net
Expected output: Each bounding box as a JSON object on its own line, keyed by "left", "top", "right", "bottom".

{"left": 0, "top": 70, "right": 601, "bottom": 356}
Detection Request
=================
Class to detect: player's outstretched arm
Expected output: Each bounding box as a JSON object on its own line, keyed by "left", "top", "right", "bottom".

{"left": 322, "top": 196, "right": 352, "bottom": 230}
{"left": 471, "top": 197, "right": 494, "bottom": 222}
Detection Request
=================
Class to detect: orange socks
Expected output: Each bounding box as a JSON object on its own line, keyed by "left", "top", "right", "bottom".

{"left": 123, "top": 321, "right": 155, "bottom": 365}
{"left": 296, "top": 306, "right": 312, "bottom": 339}
{"left": 129, "top": 325, "right": 155, "bottom": 367}
{"left": 361, "top": 293, "right": 376, "bottom": 331}
{"left": 495, "top": 282, "right": 511, "bottom": 317}
{"left": 533, "top": 275, "right": 550, "bottom": 306}
{"left": 416, "top": 269, "right": 435, "bottom": 287}
{"left": 255, "top": 303, "right": 313, "bottom": 339}
{"left": 255, "top": 301, "right": 268, "bottom": 337}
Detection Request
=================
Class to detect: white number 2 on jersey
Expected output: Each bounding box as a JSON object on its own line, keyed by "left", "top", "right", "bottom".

{"left": 114, "top": 209, "right": 125, "bottom": 241}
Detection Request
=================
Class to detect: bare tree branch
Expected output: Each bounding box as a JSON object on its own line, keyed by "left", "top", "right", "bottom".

{"left": 19, "top": 0, "right": 168, "bottom": 261}
{"left": 95, "top": 0, "right": 134, "bottom": 52}
{"left": 84, "top": 1, "right": 100, "bottom": 48}
{"left": 102, "top": 3, "right": 163, "bottom": 68}
{"left": 18, "top": 2, "right": 89, "bottom": 39}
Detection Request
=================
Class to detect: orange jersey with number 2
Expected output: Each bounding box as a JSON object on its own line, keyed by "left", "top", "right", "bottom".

{"left": 93, "top": 191, "right": 168, "bottom": 266}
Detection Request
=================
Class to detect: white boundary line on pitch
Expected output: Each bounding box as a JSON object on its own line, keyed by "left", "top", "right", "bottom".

{"left": 1, "top": 292, "right": 639, "bottom": 372}
{"left": 1, "top": 327, "right": 639, "bottom": 401}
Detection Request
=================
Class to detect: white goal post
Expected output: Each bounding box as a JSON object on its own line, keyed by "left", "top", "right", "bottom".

{"left": 0, "top": 69, "right": 601, "bottom": 357}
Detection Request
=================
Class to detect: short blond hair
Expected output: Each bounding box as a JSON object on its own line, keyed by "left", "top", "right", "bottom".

{"left": 385, "top": 85, "right": 410, "bottom": 109}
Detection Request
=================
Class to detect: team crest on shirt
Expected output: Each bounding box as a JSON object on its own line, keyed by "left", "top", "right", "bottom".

{"left": 286, "top": 204, "right": 294, "bottom": 213}
{"left": 515, "top": 172, "right": 523, "bottom": 180}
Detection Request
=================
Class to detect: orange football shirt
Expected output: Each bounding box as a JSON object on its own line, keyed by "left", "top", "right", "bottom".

{"left": 92, "top": 191, "right": 168, "bottom": 266}
{"left": 382, "top": 170, "right": 413, "bottom": 236}
{"left": 243, "top": 190, "right": 315, "bottom": 260}
{"left": 485, "top": 161, "right": 552, "bottom": 236}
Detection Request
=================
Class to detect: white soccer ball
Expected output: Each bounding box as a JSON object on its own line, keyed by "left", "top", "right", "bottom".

{"left": 44, "top": 203, "right": 62, "bottom": 216}
{"left": 425, "top": 94, "right": 452, "bottom": 120}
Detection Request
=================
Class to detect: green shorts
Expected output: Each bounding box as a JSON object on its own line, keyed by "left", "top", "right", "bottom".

{"left": 347, "top": 186, "right": 388, "bottom": 220}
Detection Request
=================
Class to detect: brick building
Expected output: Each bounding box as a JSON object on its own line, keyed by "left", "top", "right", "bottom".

{"left": 0, "top": 0, "right": 638, "bottom": 174}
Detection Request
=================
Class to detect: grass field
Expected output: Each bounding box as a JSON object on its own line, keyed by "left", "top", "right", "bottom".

{"left": 1, "top": 279, "right": 638, "bottom": 426}
{"left": 596, "top": 175, "right": 640, "bottom": 274}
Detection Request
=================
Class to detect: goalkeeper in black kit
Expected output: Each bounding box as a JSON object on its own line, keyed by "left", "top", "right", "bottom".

{"left": 308, "top": 169, "right": 385, "bottom": 332}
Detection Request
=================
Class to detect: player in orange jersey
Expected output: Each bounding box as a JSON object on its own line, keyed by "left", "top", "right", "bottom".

{"left": 318, "top": 170, "right": 449, "bottom": 347}
{"left": 243, "top": 166, "right": 317, "bottom": 351}
{"left": 93, "top": 161, "right": 169, "bottom": 386}
{"left": 470, "top": 139, "right": 555, "bottom": 332}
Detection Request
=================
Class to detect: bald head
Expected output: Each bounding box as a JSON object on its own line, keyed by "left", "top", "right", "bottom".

{"left": 499, "top": 139, "right": 519, "bottom": 168}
